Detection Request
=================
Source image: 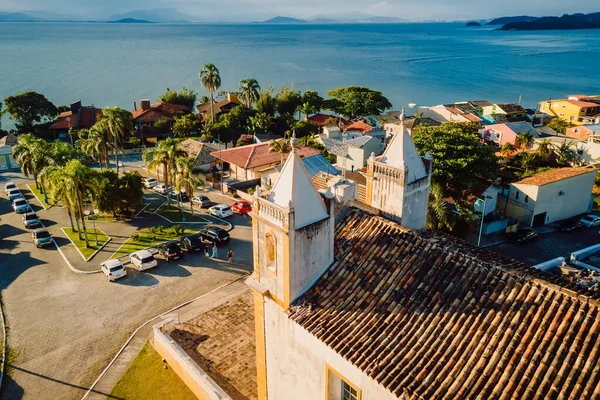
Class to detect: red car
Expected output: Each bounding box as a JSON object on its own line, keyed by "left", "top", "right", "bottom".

{"left": 232, "top": 200, "right": 253, "bottom": 215}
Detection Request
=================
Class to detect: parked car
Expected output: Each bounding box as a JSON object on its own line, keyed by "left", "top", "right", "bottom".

{"left": 4, "top": 181, "right": 16, "bottom": 194}
{"left": 191, "top": 195, "right": 211, "bottom": 208}
{"left": 7, "top": 188, "right": 22, "bottom": 200}
{"left": 168, "top": 190, "right": 189, "bottom": 202}
{"left": 559, "top": 218, "right": 585, "bottom": 233}
{"left": 142, "top": 177, "right": 158, "bottom": 189}
{"left": 153, "top": 184, "right": 169, "bottom": 194}
{"left": 158, "top": 242, "right": 184, "bottom": 262}
{"left": 32, "top": 228, "right": 53, "bottom": 247}
{"left": 232, "top": 200, "right": 252, "bottom": 215}
{"left": 209, "top": 204, "right": 233, "bottom": 218}
{"left": 180, "top": 233, "right": 203, "bottom": 252}
{"left": 22, "top": 212, "right": 41, "bottom": 228}
{"left": 129, "top": 250, "right": 158, "bottom": 271}
{"left": 200, "top": 227, "right": 230, "bottom": 246}
{"left": 100, "top": 259, "right": 127, "bottom": 281}
{"left": 579, "top": 214, "right": 600, "bottom": 228}
{"left": 12, "top": 198, "right": 30, "bottom": 213}
{"left": 507, "top": 227, "right": 538, "bottom": 245}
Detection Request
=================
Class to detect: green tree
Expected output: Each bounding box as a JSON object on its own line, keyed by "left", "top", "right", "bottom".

{"left": 119, "top": 171, "right": 144, "bottom": 213}
{"left": 269, "top": 139, "right": 292, "bottom": 165}
{"left": 554, "top": 140, "right": 577, "bottom": 166}
{"left": 239, "top": 78, "right": 261, "bottom": 108}
{"left": 427, "top": 182, "right": 453, "bottom": 231}
{"left": 500, "top": 142, "right": 516, "bottom": 158}
{"left": 276, "top": 85, "right": 302, "bottom": 116}
{"left": 255, "top": 89, "right": 277, "bottom": 116}
{"left": 536, "top": 138, "right": 553, "bottom": 161}
{"left": 158, "top": 87, "right": 197, "bottom": 110}
{"left": 250, "top": 112, "right": 275, "bottom": 135}
{"left": 175, "top": 156, "right": 205, "bottom": 216}
{"left": 324, "top": 86, "right": 392, "bottom": 119}
{"left": 302, "top": 90, "right": 324, "bottom": 113}
{"left": 41, "top": 165, "right": 77, "bottom": 231}
{"left": 520, "top": 152, "right": 539, "bottom": 172}
{"left": 77, "top": 121, "right": 112, "bottom": 168}
{"left": 143, "top": 137, "right": 186, "bottom": 190}
{"left": 516, "top": 131, "right": 535, "bottom": 150}
{"left": 3, "top": 91, "right": 57, "bottom": 132}
{"left": 297, "top": 102, "right": 316, "bottom": 121}
{"left": 199, "top": 63, "right": 222, "bottom": 123}
{"left": 153, "top": 118, "right": 171, "bottom": 133}
{"left": 289, "top": 120, "right": 318, "bottom": 139}
{"left": 100, "top": 107, "right": 134, "bottom": 172}
{"left": 548, "top": 118, "right": 574, "bottom": 134}
{"left": 94, "top": 169, "right": 121, "bottom": 217}
{"left": 412, "top": 122, "right": 499, "bottom": 198}
{"left": 12, "top": 134, "right": 50, "bottom": 189}
{"left": 51, "top": 140, "right": 82, "bottom": 167}
{"left": 172, "top": 113, "right": 199, "bottom": 138}
{"left": 236, "top": 134, "right": 254, "bottom": 147}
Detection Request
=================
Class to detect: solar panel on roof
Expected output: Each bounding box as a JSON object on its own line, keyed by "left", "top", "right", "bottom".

{"left": 301, "top": 154, "right": 340, "bottom": 178}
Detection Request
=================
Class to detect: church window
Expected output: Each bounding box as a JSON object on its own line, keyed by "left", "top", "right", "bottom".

{"left": 264, "top": 232, "right": 277, "bottom": 273}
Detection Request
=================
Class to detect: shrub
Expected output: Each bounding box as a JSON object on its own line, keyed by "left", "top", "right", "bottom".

{"left": 130, "top": 233, "right": 140, "bottom": 241}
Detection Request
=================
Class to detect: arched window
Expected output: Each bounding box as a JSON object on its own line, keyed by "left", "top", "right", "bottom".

{"left": 264, "top": 232, "right": 277, "bottom": 272}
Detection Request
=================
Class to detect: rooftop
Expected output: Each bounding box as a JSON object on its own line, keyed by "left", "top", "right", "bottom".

{"left": 196, "top": 93, "right": 241, "bottom": 115}
{"left": 497, "top": 103, "right": 527, "bottom": 114}
{"left": 306, "top": 113, "right": 346, "bottom": 126}
{"left": 567, "top": 100, "right": 600, "bottom": 109}
{"left": 470, "top": 100, "right": 494, "bottom": 107}
{"left": 132, "top": 102, "right": 190, "bottom": 120}
{"left": 289, "top": 207, "right": 600, "bottom": 399}
{"left": 50, "top": 107, "right": 102, "bottom": 130}
{"left": 515, "top": 166, "right": 596, "bottom": 186}
{"left": 211, "top": 140, "right": 319, "bottom": 169}
{"left": 177, "top": 140, "right": 223, "bottom": 165}
{"left": 342, "top": 120, "right": 373, "bottom": 134}
{"left": 0, "top": 134, "right": 18, "bottom": 146}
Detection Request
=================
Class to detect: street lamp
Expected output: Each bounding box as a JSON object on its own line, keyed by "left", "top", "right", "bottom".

{"left": 84, "top": 209, "right": 100, "bottom": 246}
{"left": 476, "top": 196, "right": 493, "bottom": 247}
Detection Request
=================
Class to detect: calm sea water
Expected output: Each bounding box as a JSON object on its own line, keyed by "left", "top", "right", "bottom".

{"left": 1, "top": 22, "right": 600, "bottom": 127}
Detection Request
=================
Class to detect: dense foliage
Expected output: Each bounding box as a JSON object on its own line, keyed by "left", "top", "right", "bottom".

{"left": 3, "top": 91, "right": 57, "bottom": 132}
{"left": 157, "top": 87, "right": 197, "bottom": 110}
{"left": 324, "top": 86, "right": 392, "bottom": 119}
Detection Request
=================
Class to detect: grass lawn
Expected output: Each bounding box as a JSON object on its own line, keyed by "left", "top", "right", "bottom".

{"left": 110, "top": 227, "right": 197, "bottom": 259}
{"left": 26, "top": 184, "right": 53, "bottom": 209}
{"left": 156, "top": 204, "right": 208, "bottom": 223}
{"left": 63, "top": 227, "right": 110, "bottom": 260}
{"left": 110, "top": 342, "right": 197, "bottom": 400}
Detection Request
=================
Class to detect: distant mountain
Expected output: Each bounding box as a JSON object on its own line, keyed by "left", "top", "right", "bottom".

{"left": 0, "top": 12, "right": 42, "bottom": 22}
{"left": 466, "top": 21, "right": 482, "bottom": 27}
{"left": 500, "top": 12, "right": 600, "bottom": 31}
{"left": 258, "top": 16, "right": 306, "bottom": 24}
{"left": 256, "top": 15, "right": 407, "bottom": 24}
{"left": 108, "top": 18, "right": 153, "bottom": 24}
{"left": 107, "top": 8, "right": 195, "bottom": 23}
{"left": 486, "top": 16, "right": 538, "bottom": 25}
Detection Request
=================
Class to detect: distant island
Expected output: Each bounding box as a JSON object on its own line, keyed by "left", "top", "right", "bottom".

{"left": 258, "top": 16, "right": 306, "bottom": 24}
{"left": 108, "top": 18, "right": 153, "bottom": 24}
{"left": 465, "top": 21, "right": 481, "bottom": 27}
{"left": 254, "top": 15, "right": 407, "bottom": 24}
{"left": 486, "top": 16, "right": 537, "bottom": 25}
{"left": 500, "top": 12, "right": 600, "bottom": 30}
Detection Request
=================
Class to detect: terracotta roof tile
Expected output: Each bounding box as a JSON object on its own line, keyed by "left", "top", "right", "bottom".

{"left": 342, "top": 121, "right": 373, "bottom": 134}
{"left": 132, "top": 102, "right": 190, "bottom": 120}
{"left": 515, "top": 167, "right": 596, "bottom": 186}
{"left": 307, "top": 114, "right": 347, "bottom": 127}
{"left": 177, "top": 140, "right": 222, "bottom": 165}
{"left": 288, "top": 208, "right": 600, "bottom": 399}
{"left": 568, "top": 100, "right": 600, "bottom": 109}
{"left": 211, "top": 141, "right": 319, "bottom": 169}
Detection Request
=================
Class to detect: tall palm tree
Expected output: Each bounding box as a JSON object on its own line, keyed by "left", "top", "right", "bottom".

{"left": 100, "top": 107, "right": 134, "bottom": 173}
{"left": 250, "top": 112, "right": 274, "bottom": 135}
{"left": 42, "top": 166, "right": 77, "bottom": 232}
{"left": 175, "top": 156, "right": 205, "bottom": 216}
{"left": 199, "top": 63, "right": 222, "bottom": 123}
{"left": 77, "top": 128, "right": 104, "bottom": 168}
{"left": 269, "top": 139, "right": 292, "bottom": 166}
{"left": 516, "top": 131, "right": 535, "bottom": 151}
{"left": 298, "top": 134, "right": 317, "bottom": 147}
{"left": 500, "top": 142, "right": 516, "bottom": 158}
{"left": 12, "top": 133, "right": 49, "bottom": 189}
{"left": 536, "top": 138, "right": 553, "bottom": 161}
{"left": 239, "top": 78, "right": 261, "bottom": 108}
{"left": 554, "top": 140, "right": 577, "bottom": 166}
{"left": 427, "top": 182, "right": 453, "bottom": 231}
{"left": 143, "top": 137, "right": 187, "bottom": 193}
{"left": 296, "top": 102, "right": 316, "bottom": 121}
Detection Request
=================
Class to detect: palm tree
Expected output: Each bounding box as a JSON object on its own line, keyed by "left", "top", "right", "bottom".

{"left": 12, "top": 133, "right": 49, "bottom": 189}
{"left": 427, "top": 182, "right": 453, "bottom": 231}
{"left": 143, "top": 137, "right": 186, "bottom": 193}
{"left": 500, "top": 142, "right": 516, "bottom": 158}
{"left": 77, "top": 128, "right": 104, "bottom": 168}
{"left": 175, "top": 156, "right": 205, "bottom": 216}
{"left": 100, "top": 107, "right": 134, "bottom": 173}
{"left": 298, "top": 134, "right": 317, "bottom": 147}
{"left": 250, "top": 112, "right": 274, "bottom": 135}
{"left": 536, "top": 138, "right": 553, "bottom": 162}
{"left": 42, "top": 166, "right": 77, "bottom": 232}
{"left": 516, "top": 131, "right": 535, "bottom": 151}
{"left": 199, "top": 63, "right": 222, "bottom": 123}
{"left": 239, "top": 78, "right": 261, "bottom": 108}
{"left": 520, "top": 152, "right": 538, "bottom": 172}
{"left": 269, "top": 139, "right": 292, "bottom": 166}
{"left": 554, "top": 140, "right": 577, "bottom": 166}
{"left": 296, "top": 102, "right": 316, "bottom": 121}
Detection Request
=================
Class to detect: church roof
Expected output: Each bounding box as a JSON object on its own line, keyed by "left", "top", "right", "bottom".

{"left": 378, "top": 116, "right": 427, "bottom": 183}
{"left": 268, "top": 146, "right": 328, "bottom": 230}
{"left": 289, "top": 208, "right": 600, "bottom": 399}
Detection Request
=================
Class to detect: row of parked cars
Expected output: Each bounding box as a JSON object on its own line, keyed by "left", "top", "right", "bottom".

{"left": 4, "top": 181, "right": 54, "bottom": 247}
{"left": 141, "top": 176, "right": 252, "bottom": 219}
{"left": 507, "top": 214, "right": 600, "bottom": 245}
{"left": 99, "top": 227, "right": 231, "bottom": 281}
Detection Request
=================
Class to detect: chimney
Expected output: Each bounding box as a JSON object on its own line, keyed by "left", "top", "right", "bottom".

{"left": 227, "top": 93, "right": 232, "bottom": 102}
{"left": 141, "top": 99, "right": 151, "bottom": 111}
{"left": 133, "top": 101, "right": 137, "bottom": 111}
{"left": 71, "top": 100, "right": 82, "bottom": 114}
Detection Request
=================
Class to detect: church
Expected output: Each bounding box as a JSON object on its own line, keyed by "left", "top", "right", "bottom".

{"left": 246, "top": 117, "right": 600, "bottom": 399}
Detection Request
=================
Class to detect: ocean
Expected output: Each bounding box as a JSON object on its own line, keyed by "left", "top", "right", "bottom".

{"left": 1, "top": 22, "right": 600, "bottom": 127}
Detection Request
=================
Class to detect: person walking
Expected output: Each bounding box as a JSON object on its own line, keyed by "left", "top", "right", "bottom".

{"left": 211, "top": 243, "right": 218, "bottom": 259}
{"left": 204, "top": 246, "right": 210, "bottom": 260}
{"left": 227, "top": 249, "right": 233, "bottom": 264}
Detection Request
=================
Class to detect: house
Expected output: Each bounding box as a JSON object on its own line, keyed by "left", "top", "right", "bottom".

{"left": 261, "top": 153, "right": 339, "bottom": 188}
{"left": 495, "top": 103, "right": 530, "bottom": 122}
{"left": 469, "top": 99, "right": 495, "bottom": 115}
{"left": 245, "top": 122, "right": 600, "bottom": 400}
{"left": 539, "top": 95, "right": 600, "bottom": 125}
{"left": 210, "top": 140, "right": 319, "bottom": 181}
{"left": 132, "top": 100, "right": 191, "bottom": 142}
{"left": 49, "top": 100, "right": 102, "bottom": 137}
{"left": 341, "top": 120, "right": 373, "bottom": 135}
{"left": 566, "top": 124, "right": 600, "bottom": 141}
{"left": 177, "top": 139, "right": 223, "bottom": 171}
{"left": 330, "top": 135, "right": 382, "bottom": 171}
{"left": 482, "top": 121, "right": 540, "bottom": 147}
{"left": 417, "top": 104, "right": 481, "bottom": 124}
{"left": 0, "top": 134, "right": 18, "bottom": 170}
{"left": 306, "top": 113, "right": 345, "bottom": 127}
{"left": 500, "top": 167, "right": 596, "bottom": 227}
{"left": 196, "top": 93, "right": 241, "bottom": 119}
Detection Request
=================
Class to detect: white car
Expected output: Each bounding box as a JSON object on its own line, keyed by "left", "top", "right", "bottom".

{"left": 153, "top": 184, "right": 169, "bottom": 194}
{"left": 12, "top": 198, "right": 30, "bottom": 213}
{"left": 209, "top": 204, "right": 233, "bottom": 218}
{"left": 100, "top": 259, "right": 127, "bottom": 281}
{"left": 4, "top": 181, "right": 16, "bottom": 194}
{"left": 129, "top": 250, "right": 158, "bottom": 271}
{"left": 579, "top": 214, "right": 600, "bottom": 228}
{"left": 142, "top": 177, "right": 158, "bottom": 189}
{"left": 7, "top": 188, "right": 22, "bottom": 200}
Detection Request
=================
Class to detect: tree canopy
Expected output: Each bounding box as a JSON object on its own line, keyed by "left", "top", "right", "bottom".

{"left": 276, "top": 85, "right": 302, "bottom": 116}
{"left": 172, "top": 114, "right": 199, "bottom": 137}
{"left": 324, "top": 86, "right": 392, "bottom": 119}
{"left": 157, "top": 87, "right": 197, "bottom": 110}
{"left": 3, "top": 91, "right": 57, "bottom": 132}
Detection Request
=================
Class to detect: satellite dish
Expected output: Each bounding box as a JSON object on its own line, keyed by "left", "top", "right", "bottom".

{"left": 408, "top": 102, "right": 417, "bottom": 109}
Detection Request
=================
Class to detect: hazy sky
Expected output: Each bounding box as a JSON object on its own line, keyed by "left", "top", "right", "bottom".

{"left": 2, "top": 0, "right": 598, "bottom": 21}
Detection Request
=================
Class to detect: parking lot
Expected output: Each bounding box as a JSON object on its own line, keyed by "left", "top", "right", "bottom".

{"left": 0, "top": 169, "right": 253, "bottom": 399}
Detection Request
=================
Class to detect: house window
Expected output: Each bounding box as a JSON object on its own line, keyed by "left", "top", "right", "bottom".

{"left": 327, "top": 365, "right": 361, "bottom": 400}
{"left": 342, "top": 382, "right": 359, "bottom": 400}
{"left": 559, "top": 190, "right": 566, "bottom": 196}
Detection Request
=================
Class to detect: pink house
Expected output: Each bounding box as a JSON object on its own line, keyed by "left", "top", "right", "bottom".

{"left": 481, "top": 122, "right": 539, "bottom": 147}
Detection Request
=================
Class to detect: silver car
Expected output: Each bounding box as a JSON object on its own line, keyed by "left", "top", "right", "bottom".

{"left": 7, "top": 188, "right": 22, "bottom": 200}
{"left": 4, "top": 181, "right": 16, "bottom": 194}
{"left": 32, "top": 228, "right": 53, "bottom": 247}
{"left": 22, "top": 212, "right": 41, "bottom": 228}
{"left": 12, "top": 198, "right": 30, "bottom": 213}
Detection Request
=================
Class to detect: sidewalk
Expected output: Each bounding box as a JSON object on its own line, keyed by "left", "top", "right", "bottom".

{"left": 83, "top": 276, "right": 250, "bottom": 399}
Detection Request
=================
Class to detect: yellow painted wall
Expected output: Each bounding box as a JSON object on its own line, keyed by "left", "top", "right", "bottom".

{"left": 540, "top": 100, "right": 591, "bottom": 125}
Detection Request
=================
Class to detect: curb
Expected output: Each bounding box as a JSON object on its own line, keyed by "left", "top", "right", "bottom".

{"left": 26, "top": 184, "right": 49, "bottom": 210}
{"left": 0, "top": 294, "right": 6, "bottom": 393}
{"left": 60, "top": 228, "right": 112, "bottom": 263}
{"left": 81, "top": 273, "right": 251, "bottom": 399}
{"left": 154, "top": 202, "right": 211, "bottom": 226}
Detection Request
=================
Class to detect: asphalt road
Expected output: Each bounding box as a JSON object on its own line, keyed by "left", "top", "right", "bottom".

{"left": 0, "top": 170, "right": 253, "bottom": 399}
